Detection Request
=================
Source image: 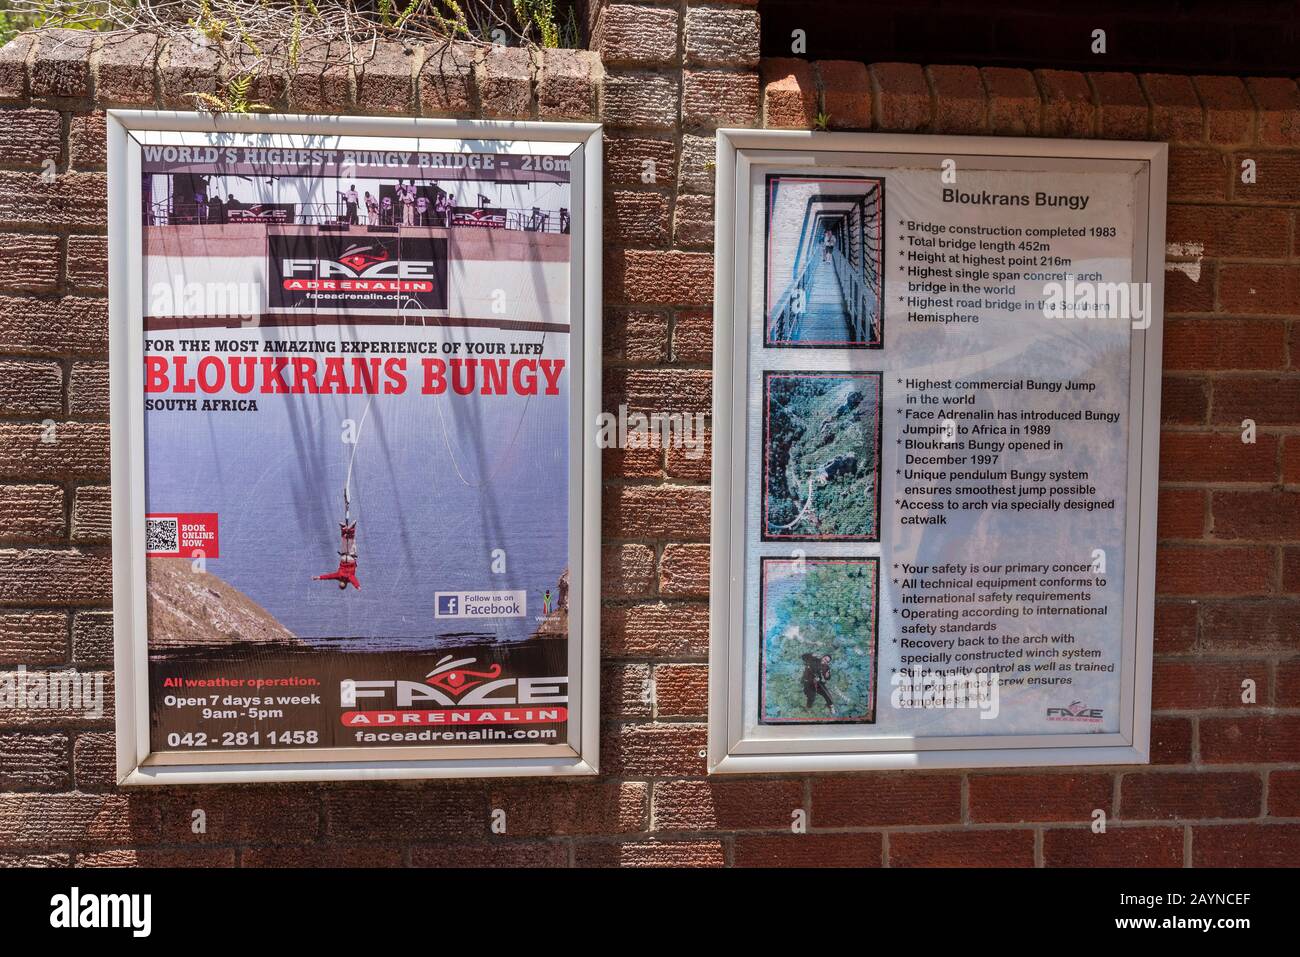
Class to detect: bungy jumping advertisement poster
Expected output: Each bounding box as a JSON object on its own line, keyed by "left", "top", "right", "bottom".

{"left": 140, "top": 142, "right": 574, "bottom": 756}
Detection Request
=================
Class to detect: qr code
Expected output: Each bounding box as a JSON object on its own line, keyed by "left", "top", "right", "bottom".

{"left": 145, "top": 517, "right": 178, "bottom": 554}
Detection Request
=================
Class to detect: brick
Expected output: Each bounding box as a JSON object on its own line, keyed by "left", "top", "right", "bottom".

{"left": 1194, "top": 75, "right": 1254, "bottom": 144}
{"left": 605, "top": 308, "right": 669, "bottom": 365}
{"left": 0, "top": 235, "right": 59, "bottom": 292}
{"left": 1042, "top": 827, "right": 1183, "bottom": 867}
{"left": 1213, "top": 489, "right": 1300, "bottom": 540}
{"left": 1167, "top": 205, "right": 1290, "bottom": 260}
{"left": 602, "top": 601, "right": 708, "bottom": 657}
{"left": 1160, "top": 376, "right": 1208, "bottom": 424}
{"left": 1140, "top": 73, "right": 1203, "bottom": 142}
{"left": 602, "top": 542, "right": 655, "bottom": 596}
{"left": 761, "top": 58, "right": 816, "bottom": 129}
{"left": 0, "top": 853, "right": 69, "bottom": 867}
{"left": 0, "top": 793, "right": 156, "bottom": 847}
{"left": 606, "top": 367, "right": 710, "bottom": 414}
{"left": 245, "top": 845, "right": 404, "bottom": 868}
{"left": 968, "top": 773, "right": 1111, "bottom": 824}
{"left": 160, "top": 37, "right": 221, "bottom": 109}
{"left": 1201, "top": 715, "right": 1300, "bottom": 763}
{"left": 1155, "top": 544, "right": 1274, "bottom": 596}
{"left": 683, "top": 69, "right": 758, "bottom": 129}
{"left": 94, "top": 31, "right": 160, "bottom": 107}
{"left": 812, "top": 60, "right": 871, "bottom": 131}
{"left": 1153, "top": 658, "right": 1260, "bottom": 710}
{"left": 291, "top": 39, "right": 353, "bottom": 114}
{"left": 71, "top": 610, "right": 112, "bottom": 664}
{"left": 410, "top": 842, "right": 567, "bottom": 868}
{"left": 1212, "top": 375, "right": 1300, "bottom": 425}
{"left": 1159, "top": 432, "right": 1277, "bottom": 484}
{"left": 1285, "top": 546, "right": 1300, "bottom": 592}
{"left": 79, "top": 848, "right": 236, "bottom": 867}
{"left": 654, "top": 778, "right": 800, "bottom": 830}
{"left": 1245, "top": 77, "right": 1300, "bottom": 145}
{"left": 475, "top": 44, "right": 532, "bottom": 119}
{"left": 604, "top": 442, "right": 661, "bottom": 479}
{"left": 1168, "top": 147, "right": 1229, "bottom": 202}
{"left": 677, "top": 134, "right": 714, "bottom": 194}
{"left": 734, "top": 833, "right": 882, "bottom": 867}
{"left": 684, "top": 7, "right": 759, "bottom": 67}
{"left": 659, "top": 543, "right": 709, "bottom": 597}
{"left": 1166, "top": 320, "right": 1286, "bottom": 372}
{"left": 601, "top": 723, "right": 706, "bottom": 777}
{"left": 0, "top": 422, "right": 110, "bottom": 481}
{"left": 1230, "top": 151, "right": 1300, "bottom": 204}
{"left": 0, "top": 611, "right": 67, "bottom": 664}
{"left": 68, "top": 113, "right": 105, "bottom": 170}
{"left": 603, "top": 661, "right": 651, "bottom": 718}
{"left": 982, "top": 67, "right": 1040, "bottom": 135}
{"left": 814, "top": 773, "right": 961, "bottom": 827}
{"left": 1201, "top": 600, "right": 1300, "bottom": 652}
{"left": 0, "top": 171, "right": 107, "bottom": 231}
{"left": 1089, "top": 72, "right": 1148, "bottom": 139}
{"left": 1193, "top": 823, "right": 1300, "bottom": 866}
{"left": 575, "top": 839, "right": 723, "bottom": 867}
{"left": 673, "top": 192, "right": 713, "bottom": 248}
{"left": 324, "top": 787, "right": 485, "bottom": 841}
{"left": 603, "top": 485, "right": 710, "bottom": 540}
{"left": 1154, "top": 601, "right": 1198, "bottom": 654}
{"left": 603, "top": 72, "right": 679, "bottom": 130}
{"left": 68, "top": 362, "right": 108, "bottom": 417}
{"left": 487, "top": 781, "right": 645, "bottom": 836}
{"left": 606, "top": 189, "right": 669, "bottom": 246}
{"left": 29, "top": 29, "right": 93, "bottom": 101}
{"left": 69, "top": 485, "right": 109, "bottom": 544}
{"left": 537, "top": 48, "right": 598, "bottom": 121}
{"left": 665, "top": 429, "right": 709, "bottom": 480}
{"left": 65, "top": 235, "right": 107, "bottom": 293}
{"left": 595, "top": 5, "right": 679, "bottom": 66}
{"left": 889, "top": 829, "right": 1034, "bottom": 867}
{"left": 0, "top": 732, "right": 69, "bottom": 789}
{"left": 606, "top": 135, "right": 676, "bottom": 189}
{"left": 0, "top": 34, "right": 36, "bottom": 101}
{"left": 1151, "top": 716, "right": 1194, "bottom": 765}
{"left": 1164, "top": 266, "right": 1215, "bottom": 315}
{"left": 416, "top": 42, "right": 476, "bottom": 116}
{"left": 0, "top": 293, "right": 110, "bottom": 359}
{"left": 926, "top": 65, "right": 984, "bottom": 134}
{"left": 355, "top": 40, "right": 415, "bottom": 115}
{"left": 1268, "top": 770, "right": 1300, "bottom": 816}
{"left": 159, "top": 789, "right": 320, "bottom": 844}
{"left": 654, "top": 663, "right": 707, "bottom": 717}
{"left": 0, "top": 109, "right": 61, "bottom": 166}
{"left": 1287, "top": 436, "right": 1300, "bottom": 484}
{"left": 0, "top": 548, "right": 111, "bottom": 605}
{"left": 672, "top": 308, "right": 711, "bottom": 362}
{"left": 1157, "top": 487, "right": 1205, "bottom": 540}
{"left": 607, "top": 249, "right": 713, "bottom": 306}
{"left": 1219, "top": 265, "right": 1300, "bottom": 316}
{"left": 1036, "top": 69, "right": 1095, "bottom": 137}
{"left": 0, "top": 485, "right": 63, "bottom": 543}
{"left": 72, "top": 731, "right": 114, "bottom": 789}
{"left": 870, "top": 62, "right": 930, "bottom": 132}
{"left": 0, "top": 667, "right": 112, "bottom": 730}
{"left": 0, "top": 359, "right": 62, "bottom": 415}
{"left": 1121, "top": 771, "right": 1261, "bottom": 820}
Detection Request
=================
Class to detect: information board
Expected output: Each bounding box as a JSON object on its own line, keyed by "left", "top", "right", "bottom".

{"left": 709, "top": 131, "right": 1166, "bottom": 772}
{"left": 109, "top": 112, "right": 602, "bottom": 784}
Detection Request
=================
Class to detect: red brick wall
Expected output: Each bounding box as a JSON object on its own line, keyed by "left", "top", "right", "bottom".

{"left": 0, "top": 5, "right": 1297, "bottom": 867}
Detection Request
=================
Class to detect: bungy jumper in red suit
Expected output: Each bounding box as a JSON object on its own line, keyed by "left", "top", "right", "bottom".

{"left": 315, "top": 520, "right": 360, "bottom": 590}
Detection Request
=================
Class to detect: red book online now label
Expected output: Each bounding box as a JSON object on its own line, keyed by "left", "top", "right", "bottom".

{"left": 145, "top": 512, "right": 220, "bottom": 558}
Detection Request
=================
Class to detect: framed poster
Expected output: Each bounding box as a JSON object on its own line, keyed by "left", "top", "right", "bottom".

{"left": 108, "top": 111, "right": 602, "bottom": 783}
{"left": 709, "top": 129, "right": 1166, "bottom": 773}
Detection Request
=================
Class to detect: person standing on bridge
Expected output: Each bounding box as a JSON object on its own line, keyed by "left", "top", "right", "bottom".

{"left": 822, "top": 226, "right": 835, "bottom": 262}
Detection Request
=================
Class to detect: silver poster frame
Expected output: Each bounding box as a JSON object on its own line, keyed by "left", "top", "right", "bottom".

{"left": 709, "top": 129, "right": 1166, "bottom": 773}
{"left": 109, "top": 111, "right": 602, "bottom": 784}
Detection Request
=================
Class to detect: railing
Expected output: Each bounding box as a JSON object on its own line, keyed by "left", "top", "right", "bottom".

{"left": 769, "top": 247, "right": 819, "bottom": 342}
{"left": 831, "top": 245, "right": 880, "bottom": 344}
{"left": 149, "top": 201, "right": 571, "bottom": 233}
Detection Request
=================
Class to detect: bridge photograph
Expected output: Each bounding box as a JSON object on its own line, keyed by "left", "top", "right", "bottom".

{"left": 764, "top": 174, "right": 884, "bottom": 348}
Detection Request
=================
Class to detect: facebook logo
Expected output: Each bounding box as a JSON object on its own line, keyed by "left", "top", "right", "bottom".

{"left": 436, "top": 594, "right": 459, "bottom": 616}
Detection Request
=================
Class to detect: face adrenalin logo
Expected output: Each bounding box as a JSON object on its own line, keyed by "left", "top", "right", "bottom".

{"left": 268, "top": 234, "right": 448, "bottom": 311}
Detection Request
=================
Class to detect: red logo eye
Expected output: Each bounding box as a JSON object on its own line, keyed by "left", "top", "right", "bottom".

{"left": 425, "top": 664, "right": 502, "bottom": 695}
